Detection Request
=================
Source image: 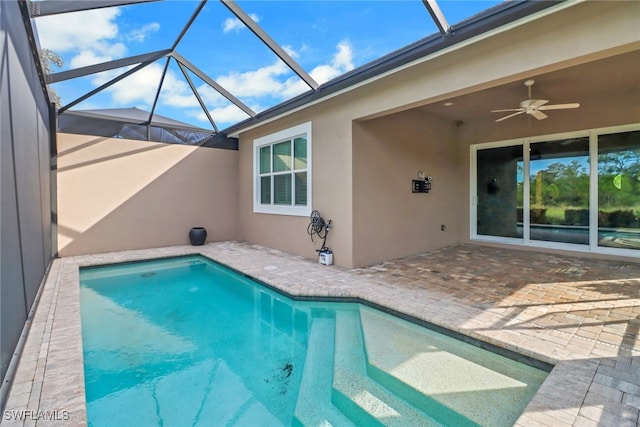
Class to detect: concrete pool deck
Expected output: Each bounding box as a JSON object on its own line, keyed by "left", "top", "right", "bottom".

{"left": 2, "top": 242, "right": 639, "bottom": 426}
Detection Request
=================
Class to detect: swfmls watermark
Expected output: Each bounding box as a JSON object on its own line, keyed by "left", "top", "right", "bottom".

{"left": 3, "top": 409, "right": 70, "bottom": 421}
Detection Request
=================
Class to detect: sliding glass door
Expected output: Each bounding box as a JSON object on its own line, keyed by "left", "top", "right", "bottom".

{"left": 473, "top": 126, "right": 639, "bottom": 254}
{"left": 476, "top": 146, "right": 523, "bottom": 239}
{"left": 529, "top": 137, "right": 590, "bottom": 245}
{"left": 597, "top": 130, "right": 640, "bottom": 250}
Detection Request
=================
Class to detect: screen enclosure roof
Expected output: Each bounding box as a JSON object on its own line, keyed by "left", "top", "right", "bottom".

{"left": 29, "top": 0, "right": 560, "bottom": 140}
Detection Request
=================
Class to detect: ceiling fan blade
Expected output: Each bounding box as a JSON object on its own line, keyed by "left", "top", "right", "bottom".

{"left": 538, "top": 103, "right": 580, "bottom": 111}
{"left": 531, "top": 110, "right": 548, "bottom": 120}
{"left": 520, "top": 99, "right": 548, "bottom": 108}
{"left": 491, "top": 108, "right": 523, "bottom": 113}
{"left": 531, "top": 99, "right": 549, "bottom": 108}
{"left": 496, "top": 111, "right": 525, "bottom": 122}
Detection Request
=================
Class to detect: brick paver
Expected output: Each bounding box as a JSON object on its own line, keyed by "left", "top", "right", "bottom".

{"left": 2, "top": 243, "right": 639, "bottom": 426}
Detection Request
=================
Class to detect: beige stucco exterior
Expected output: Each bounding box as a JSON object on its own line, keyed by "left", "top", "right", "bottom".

{"left": 238, "top": 99, "right": 355, "bottom": 266}
{"left": 351, "top": 112, "right": 463, "bottom": 267}
{"left": 235, "top": 1, "right": 639, "bottom": 267}
{"left": 57, "top": 133, "right": 238, "bottom": 257}
{"left": 57, "top": 1, "right": 640, "bottom": 267}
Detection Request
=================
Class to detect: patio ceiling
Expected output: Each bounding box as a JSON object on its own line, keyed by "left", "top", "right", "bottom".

{"left": 28, "top": 0, "right": 561, "bottom": 136}
{"left": 417, "top": 50, "right": 640, "bottom": 127}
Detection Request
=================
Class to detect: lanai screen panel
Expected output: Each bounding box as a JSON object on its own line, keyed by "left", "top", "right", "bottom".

{"left": 58, "top": 108, "right": 236, "bottom": 147}
{"left": 1, "top": 0, "right": 54, "bottom": 388}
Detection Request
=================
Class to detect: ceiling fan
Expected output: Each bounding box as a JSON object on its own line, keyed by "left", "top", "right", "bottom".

{"left": 492, "top": 79, "right": 580, "bottom": 122}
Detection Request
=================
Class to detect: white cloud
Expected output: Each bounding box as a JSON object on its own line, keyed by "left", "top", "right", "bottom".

{"left": 126, "top": 22, "right": 160, "bottom": 43}
{"left": 278, "top": 76, "right": 310, "bottom": 99}
{"left": 91, "top": 64, "right": 191, "bottom": 108}
{"left": 70, "top": 50, "right": 112, "bottom": 70}
{"left": 37, "top": 7, "right": 125, "bottom": 70}
{"left": 210, "top": 104, "right": 253, "bottom": 124}
{"left": 108, "top": 41, "right": 355, "bottom": 127}
{"left": 311, "top": 41, "right": 354, "bottom": 84}
{"left": 103, "top": 65, "right": 162, "bottom": 105}
{"left": 197, "top": 86, "right": 228, "bottom": 107}
{"left": 181, "top": 86, "right": 254, "bottom": 127}
{"left": 69, "top": 42, "right": 127, "bottom": 68}
{"left": 282, "top": 44, "right": 299, "bottom": 59}
{"left": 279, "top": 41, "right": 356, "bottom": 98}
{"left": 209, "top": 41, "right": 354, "bottom": 101}
{"left": 36, "top": 8, "right": 121, "bottom": 51}
{"left": 37, "top": 8, "right": 158, "bottom": 70}
{"left": 222, "top": 13, "right": 260, "bottom": 33}
{"left": 190, "top": 104, "right": 253, "bottom": 126}
{"left": 217, "top": 60, "right": 291, "bottom": 98}
{"left": 160, "top": 75, "right": 201, "bottom": 109}
{"left": 181, "top": 41, "right": 357, "bottom": 124}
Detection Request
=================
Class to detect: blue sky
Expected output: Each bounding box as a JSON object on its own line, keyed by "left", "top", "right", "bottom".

{"left": 35, "top": 0, "right": 503, "bottom": 130}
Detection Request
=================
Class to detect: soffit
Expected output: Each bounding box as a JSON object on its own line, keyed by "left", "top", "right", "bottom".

{"left": 416, "top": 50, "right": 640, "bottom": 126}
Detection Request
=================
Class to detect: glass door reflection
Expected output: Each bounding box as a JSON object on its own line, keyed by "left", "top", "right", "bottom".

{"left": 529, "top": 138, "right": 590, "bottom": 245}
{"left": 476, "top": 145, "right": 524, "bottom": 239}
{"left": 597, "top": 130, "right": 640, "bottom": 251}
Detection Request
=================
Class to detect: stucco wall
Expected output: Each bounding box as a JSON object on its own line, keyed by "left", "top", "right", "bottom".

{"left": 238, "top": 100, "right": 354, "bottom": 267}
{"left": 232, "top": 1, "right": 640, "bottom": 267}
{"left": 57, "top": 133, "right": 238, "bottom": 256}
{"left": 352, "top": 111, "right": 462, "bottom": 267}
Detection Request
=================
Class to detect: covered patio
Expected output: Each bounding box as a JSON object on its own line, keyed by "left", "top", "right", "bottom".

{"left": 3, "top": 243, "right": 639, "bottom": 426}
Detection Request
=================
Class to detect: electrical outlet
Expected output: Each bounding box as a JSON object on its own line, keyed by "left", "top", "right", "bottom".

{"left": 441, "top": 224, "right": 446, "bottom": 231}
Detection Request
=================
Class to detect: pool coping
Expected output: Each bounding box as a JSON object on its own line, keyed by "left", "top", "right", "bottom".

{"left": 2, "top": 242, "right": 639, "bottom": 426}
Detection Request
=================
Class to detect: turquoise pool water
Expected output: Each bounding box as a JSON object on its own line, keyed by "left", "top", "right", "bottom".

{"left": 80, "top": 256, "right": 548, "bottom": 427}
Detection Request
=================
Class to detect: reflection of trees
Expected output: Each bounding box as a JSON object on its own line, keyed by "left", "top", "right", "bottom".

{"left": 509, "top": 135, "right": 638, "bottom": 230}
{"left": 598, "top": 149, "right": 640, "bottom": 210}
{"left": 530, "top": 160, "right": 590, "bottom": 208}
{"left": 599, "top": 149, "right": 640, "bottom": 175}
{"left": 525, "top": 149, "right": 639, "bottom": 225}
{"left": 517, "top": 163, "right": 524, "bottom": 207}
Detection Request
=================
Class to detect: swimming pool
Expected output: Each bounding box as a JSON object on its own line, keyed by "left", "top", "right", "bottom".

{"left": 80, "top": 255, "right": 549, "bottom": 426}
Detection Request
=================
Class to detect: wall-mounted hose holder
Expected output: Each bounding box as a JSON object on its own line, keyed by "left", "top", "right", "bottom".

{"left": 307, "top": 210, "right": 332, "bottom": 253}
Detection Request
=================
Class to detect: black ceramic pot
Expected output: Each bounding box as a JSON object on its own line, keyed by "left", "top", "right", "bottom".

{"left": 189, "top": 227, "right": 207, "bottom": 246}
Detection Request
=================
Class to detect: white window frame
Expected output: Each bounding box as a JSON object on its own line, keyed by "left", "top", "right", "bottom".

{"left": 253, "top": 122, "right": 312, "bottom": 216}
{"left": 470, "top": 123, "right": 640, "bottom": 258}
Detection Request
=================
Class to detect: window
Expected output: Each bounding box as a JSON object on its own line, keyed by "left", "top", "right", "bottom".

{"left": 471, "top": 125, "right": 639, "bottom": 255}
{"left": 253, "top": 122, "right": 311, "bottom": 216}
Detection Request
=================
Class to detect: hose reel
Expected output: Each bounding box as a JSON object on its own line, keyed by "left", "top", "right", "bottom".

{"left": 307, "top": 210, "right": 332, "bottom": 264}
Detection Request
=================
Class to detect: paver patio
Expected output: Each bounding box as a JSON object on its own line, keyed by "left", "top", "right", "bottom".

{"left": 2, "top": 243, "right": 639, "bottom": 426}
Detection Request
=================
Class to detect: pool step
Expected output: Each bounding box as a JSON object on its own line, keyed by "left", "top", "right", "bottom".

{"left": 332, "top": 311, "right": 439, "bottom": 427}
{"left": 359, "top": 307, "right": 544, "bottom": 427}
{"left": 293, "top": 317, "right": 355, "bottom": 427}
